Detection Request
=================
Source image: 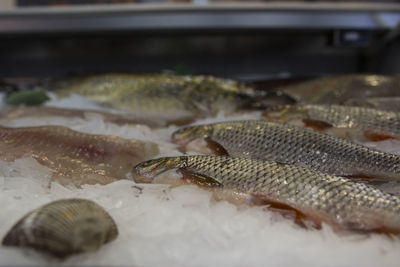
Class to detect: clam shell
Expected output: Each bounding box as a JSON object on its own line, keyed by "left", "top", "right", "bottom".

{"left": 2, "top": 198, "right": 118, "bottom": 258}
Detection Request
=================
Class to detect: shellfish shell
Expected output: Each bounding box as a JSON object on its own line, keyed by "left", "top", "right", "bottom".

{"left": 2, "top": 198, "right": 118, "bottom": 258}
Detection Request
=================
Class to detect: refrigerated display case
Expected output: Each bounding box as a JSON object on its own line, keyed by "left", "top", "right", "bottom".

{"left": 1, "top": 2, "right": 400, "bottom": 266}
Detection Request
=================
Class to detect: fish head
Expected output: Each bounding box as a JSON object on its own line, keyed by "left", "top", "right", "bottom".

{"left": 262, "top": 105, "right": 307, "bottom": 122}
{"left": 172, "top": 125, "right": 214, "bottom": 145}
{"left": 132, "top": 157, "right": 184, "bottom": 183}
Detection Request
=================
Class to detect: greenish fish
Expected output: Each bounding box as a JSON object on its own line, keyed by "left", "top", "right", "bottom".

{"left": 133, "top": 155, "right": 400, "bottom": 233}
{"left": 49, "top": 73, "right": 266, "bottom": 126}
{"left": 262, "top": 104, "right": 400, "bottom": 141}
{"left": 278, "top": 75, "right": 400, "bottom": 105}
{"left": 172, "top": 120, "right": 400, "bottom": 180}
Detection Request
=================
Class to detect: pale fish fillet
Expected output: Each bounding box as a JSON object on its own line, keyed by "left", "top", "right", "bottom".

{"left": 0, "top": 125, "right": 159, "bottom": 186}
{"left": 0, "top": 106, "right": 162, "bottom": 127}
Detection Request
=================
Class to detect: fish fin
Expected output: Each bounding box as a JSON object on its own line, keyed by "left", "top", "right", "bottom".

{"left": 341, "top": 172, "right": 400, "bottom": 181}
{"left": 181, "top": 138, "right": 227, "bottom": 156}
{"left": 211, "top": 188, "right": 254, "bottom": 206}
{"left": 341, "top": 173, "right": 379, "bottom": 180}
{"left": 250, "top": 193, "right": 320, "bottom": 229}
{"left": 302, "top": 119, "right": 332, "bottom": 131}
{"left": 363, "top": 131, "right": 397, "bottom": 142}
{"left": 204, "top": 138, "right": 229, "bottom": 156}
{"left": 178, "top": 169, "right": 222, "bottom": 188}
{"left": 341, "top": 215, "right": 400, "bottom": 235}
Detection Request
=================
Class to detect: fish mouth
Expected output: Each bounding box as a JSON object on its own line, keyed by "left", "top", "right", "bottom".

{"left": 132, "top": 157, "right": 181, "bottom": 183}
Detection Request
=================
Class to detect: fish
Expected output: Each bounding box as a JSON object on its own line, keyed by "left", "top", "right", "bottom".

{"left": 277, "top": 75, "right": 400, "bottom": 105}
{"left": 0, "top": 125, "right": 159, "bottom": 186}
{"left": 2, "top": 198, "right": 118, "bottom": 258}
{"left": 344, "top": 97, "right": 400, "bottom": 113}
{"left": 262, "top": 104, "right": 400, "bottom": 141}
{"left": 49, "top": 73, "right": 266, "bottom": 126}
{"left": 133, "top": 155, "right": 400, "bottom": 233}
{"left": 172, "top": 120, "right": 400, "bottom": 180}
{"left": 0, "top": 106, "right": 160, "bottom": 127}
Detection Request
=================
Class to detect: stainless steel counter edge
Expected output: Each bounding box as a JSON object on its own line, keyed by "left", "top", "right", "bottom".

{"left": 0, "top": 3, "right": 399, "bottom": 34}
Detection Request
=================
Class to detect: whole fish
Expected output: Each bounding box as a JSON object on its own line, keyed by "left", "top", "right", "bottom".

{"left": 0, "top": 106, "right": 159, "bottom": 127}
{"left": 172, "top": 120, "right": 400, "bottom": 180}
{"left": 50, "top": 73, "right": 266, "bottom": 126}
{"left": 0, "top": 125, "right": 159, "bottom": 186}
{"left": 262, "top": 104, "right": 400, "bottom": 141}
{"left": 344, "top": 97, "right": 400, "bottom": 113}
{"left": 277, "top": 75, "right": 400, "bottom": 104}
{"left": 133, "top": 155, "right": 400, "bottom": 233}
{"left": 2, "top": 198, "right": 118, "bottom": 258}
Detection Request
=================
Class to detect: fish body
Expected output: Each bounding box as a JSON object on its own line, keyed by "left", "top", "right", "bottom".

{"left": 0, "top": 125, "right": 159, "bottom": 186}
{"left": 262, "top": 104, "right": 400, "bottom": 140}
{"left": 133, "top": 155, "right": 400, "bottom": 233}
{"left": 172, "top": 120, "right": 400, "bottom": 180}
{"left": 2, "top": 198, "right": 118, "bottom": 258}
{"left": 51, "top": 73, "right": 263, "bottom": 126}
{"left": 344, "top": 97, "right": 400, "bottom": 113}
{"left": 0, "top": 106, "right": 159, "bottom": 127}
{"left": 279, "top": 75, "right": 400, "bottom": 104}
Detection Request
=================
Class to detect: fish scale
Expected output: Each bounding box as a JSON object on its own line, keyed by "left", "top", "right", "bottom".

{"left": 263, "top": 104, "right": 400, "bottom": 140}
{"left": 172, "top": 120, "right": 400, "bottom": 180}
{"left": 310, "top": 105, "right": 400, "bottom": 137}
{"left": 133, "top": 156, "right": 400, "bottom": 232}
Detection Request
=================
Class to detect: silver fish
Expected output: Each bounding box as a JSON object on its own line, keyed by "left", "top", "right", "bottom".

{"left": 2, "top": 198, "right": 118, "bottom": 258}
{"left": 172, "top": 120, "right": 400, "bottom": 180}
{"left": 262, "top": 104, "right": 400, "bottom": 141}
{"left": 133, "top": 155, "right": 400, "bottom": 233}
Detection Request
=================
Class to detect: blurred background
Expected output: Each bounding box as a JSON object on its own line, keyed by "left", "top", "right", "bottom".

{"left": 0, "top": 0, "right": 399, "bottom": 81}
